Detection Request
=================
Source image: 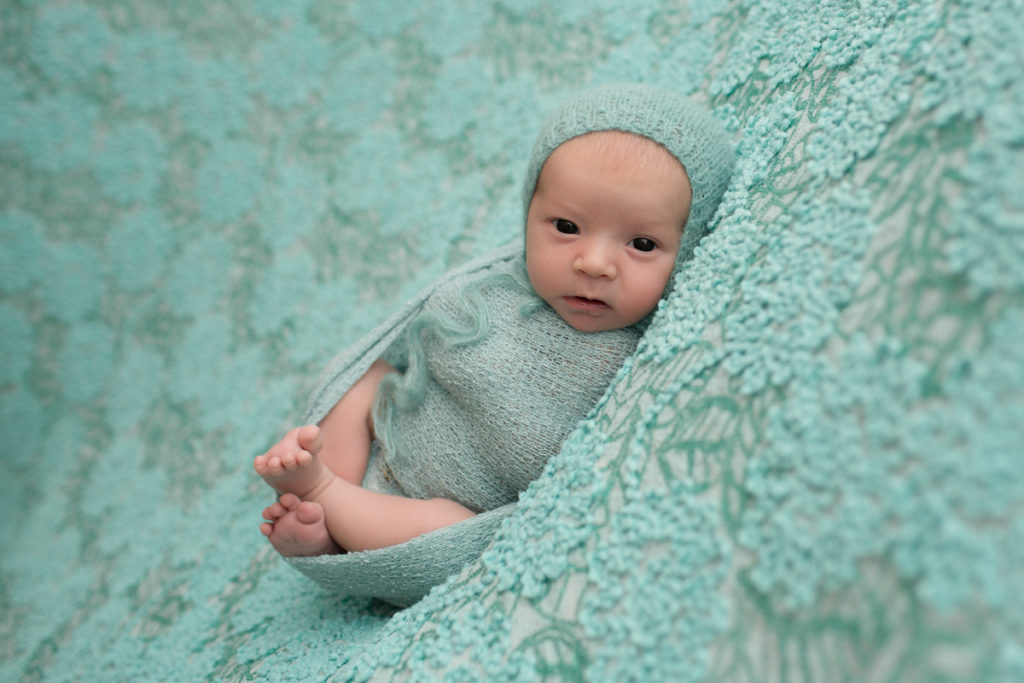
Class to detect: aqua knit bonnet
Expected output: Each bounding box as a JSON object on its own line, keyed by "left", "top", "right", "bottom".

{"left": 523, "top": 83, "right": 735, "bottom": 266}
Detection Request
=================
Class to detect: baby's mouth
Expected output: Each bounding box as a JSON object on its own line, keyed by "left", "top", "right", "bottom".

{"left": 565, "top": 296, "right": 610, "bottom": 310}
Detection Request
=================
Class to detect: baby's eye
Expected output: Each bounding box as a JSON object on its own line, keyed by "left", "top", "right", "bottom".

{"left": 554, "top": 219, "right": 579, "bottom": 234}
{"left": 631, "top": 237, "right": 658, "bottom": 252}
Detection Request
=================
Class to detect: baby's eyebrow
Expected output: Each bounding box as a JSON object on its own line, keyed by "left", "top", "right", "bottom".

{"left": 542, "top": 196, "right": 586, "bottom": 215}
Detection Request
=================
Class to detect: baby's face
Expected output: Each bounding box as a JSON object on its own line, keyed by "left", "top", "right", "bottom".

{"left": 525, "top": 131, "right": 692, "bottom": 332}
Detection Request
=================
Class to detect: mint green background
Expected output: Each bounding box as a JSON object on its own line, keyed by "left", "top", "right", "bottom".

{"left": 2, "top": 1, "right": 1022, "bottom": 681}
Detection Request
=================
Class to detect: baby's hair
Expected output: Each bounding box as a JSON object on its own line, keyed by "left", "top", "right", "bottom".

{"left": 583, "top": 130, "right": 688, "bottom": 177}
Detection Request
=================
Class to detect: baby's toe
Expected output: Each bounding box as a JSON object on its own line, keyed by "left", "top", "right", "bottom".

{"left": 262, "top": 501, "right": 286, "bottom": 521}
{"left": 297, "top": 425, "right": 323, "bottom": 455}
{"left": 294, "top": 500, "right": 324, "bottom": 525}
{"left": 279, "top": 451, "right": 302, "bottom": 470}
{"left": 279, "top": 493, "right": 302, "bottom": 509}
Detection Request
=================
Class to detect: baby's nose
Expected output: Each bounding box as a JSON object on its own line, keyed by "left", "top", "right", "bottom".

{"left": 573, "top": 244, "right": 617, "bottom": 278}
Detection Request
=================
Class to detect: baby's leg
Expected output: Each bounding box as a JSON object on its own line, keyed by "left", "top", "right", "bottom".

{"left": 255, "top": 359, "right": 393, "bottom": 489}
{"left": 253, "top": 360, "right": 394, "bottom": 556}
{"left": 256, "top": 359, "right": 467, "bottom": 552}
{"left": 311, "top": 473, "right": 477, "bottom": 552}
{"left": 316, "top": 358, "right": 395, "bottom": 484}
{"left": 257, "top": 430, "right": 475, "bottom": 551}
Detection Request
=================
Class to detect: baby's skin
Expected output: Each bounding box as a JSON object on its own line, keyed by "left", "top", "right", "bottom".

{"left": 256, "top": 423, "right": 476, "bottom": 554}
{"left": 256, "top": 426, "right": 340, "bottom": 556}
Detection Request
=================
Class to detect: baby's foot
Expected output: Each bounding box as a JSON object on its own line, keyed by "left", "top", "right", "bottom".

{"left": 254, "top": 425, "right": 332, "bottom": 499}
{"left": 260, "top": 493, "right": 341, "bottom": 556}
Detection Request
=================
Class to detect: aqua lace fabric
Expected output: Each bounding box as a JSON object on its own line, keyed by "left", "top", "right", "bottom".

{"left": 1, "top": 2, "right": 1021, "bottom": 681}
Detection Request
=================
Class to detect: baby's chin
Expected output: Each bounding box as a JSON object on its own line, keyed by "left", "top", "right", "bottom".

{"left": 557, "top": 308, "right": 643, "bottom": 333}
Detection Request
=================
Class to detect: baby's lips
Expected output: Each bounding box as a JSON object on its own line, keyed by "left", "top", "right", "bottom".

{"left": 565, "top": 295, "right": 611, "bottom": 310}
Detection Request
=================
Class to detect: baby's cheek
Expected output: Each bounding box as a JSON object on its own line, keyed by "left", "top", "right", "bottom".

{"left": 635, "top": 269, "right": 673, "bottom": 314}
{"left": 645, "top": 261, "right": 674, "bottom": 294}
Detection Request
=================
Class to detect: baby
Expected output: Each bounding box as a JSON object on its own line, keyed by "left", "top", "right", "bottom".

{"left": 255, "top": 84, "right": 734, "bottom": 556}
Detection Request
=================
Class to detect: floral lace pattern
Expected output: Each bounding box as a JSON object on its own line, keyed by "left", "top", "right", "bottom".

{"left": 2, "top": 1, "right": 1021, "bottom": 681}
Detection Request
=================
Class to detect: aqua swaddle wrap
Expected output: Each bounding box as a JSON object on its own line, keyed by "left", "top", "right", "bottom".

{"left": 286, "top": 84, "right": 735, "bottom": 605}
{"left": 372, "top": 255, "right": 641, "bottom": 513}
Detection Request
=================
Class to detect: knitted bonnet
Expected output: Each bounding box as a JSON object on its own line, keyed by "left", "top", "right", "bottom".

{"left": 523, "top": 83, "right": 735, "bottom": 267}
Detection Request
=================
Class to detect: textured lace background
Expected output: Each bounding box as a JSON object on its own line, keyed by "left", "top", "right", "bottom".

{"left": 2, "top": 1, "right": 1022, "bottom": 681}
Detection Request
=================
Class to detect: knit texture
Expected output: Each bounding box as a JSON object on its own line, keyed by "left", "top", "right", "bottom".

{"left": 373, "top": 255, "right": 640, "bottom": 512}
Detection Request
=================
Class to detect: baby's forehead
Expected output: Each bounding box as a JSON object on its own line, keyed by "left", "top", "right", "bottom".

{"left": 540, "top": 131, "right": 691, "bottom": 188}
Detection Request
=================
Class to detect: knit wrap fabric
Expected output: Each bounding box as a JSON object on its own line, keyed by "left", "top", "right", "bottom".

{"left": 523, "top": 83, "right": 736, "bottom": 264}
{"left": 372, "top": 255, "right": 641, "bottom": 513}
